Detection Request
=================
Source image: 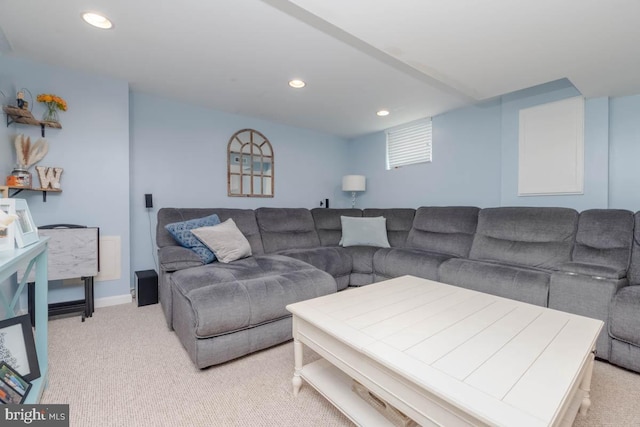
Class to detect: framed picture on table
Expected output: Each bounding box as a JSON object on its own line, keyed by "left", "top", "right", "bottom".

{"left": 0, "top": 199, "right": 16, "bottom": 252}
{"left": 13, "top": 199, "right": 38, "bottom": 248}
{"left": 0, "top": 362, "right": 31, "bottom": 403}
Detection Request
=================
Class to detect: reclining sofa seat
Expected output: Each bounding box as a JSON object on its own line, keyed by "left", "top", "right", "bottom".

{"left": 373, "top": 207, "right": 480, "bottom": 282}
{"left": 550, "top": 209, "right": 634, "bottom": 360}
{"left": 439, "top": 207, "right": 578, "bottom": 307}
{"left": 310, "top": 208, "right": 374, "bottom": 286}
{"left": 157, "top": 208, "right": 265, "bottom": 327}
{"left": 609, "top": 211, "right": 640, "bottom": 371}
{"left": 156, "top": 208, "right": 336, "bottom": 368}
{"left": 255, "top": 207, "right": 353, "bottom": 290}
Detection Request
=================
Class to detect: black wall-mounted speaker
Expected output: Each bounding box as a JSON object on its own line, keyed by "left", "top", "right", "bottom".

{"left": 135, "top": 270, "right": 158, "bottom": 307}
{"left": 145, "top": 194, "right": 153, "bottom": 208}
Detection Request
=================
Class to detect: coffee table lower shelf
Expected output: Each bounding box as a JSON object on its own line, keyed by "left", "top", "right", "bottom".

{"left": 301, "top": 359, "right": 397, "bottom": 427}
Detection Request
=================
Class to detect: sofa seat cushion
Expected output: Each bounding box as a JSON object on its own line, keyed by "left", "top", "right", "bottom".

{"left": 373, "top": 248, "right": 453, "bottom": 281}
{"left": 276, "top": 247, "right": 352, "bottom": 287}
{"left": 170, "top": 254, "right": 336, "bottom": 338}
{"left": 610, "top": 286, "right": 640, "bottom": 346}
{"left": 439, "top": 258, "right": 550, "bottom": 307}
{"left": 345, "top": 246, "right": 380, "bottom": 274}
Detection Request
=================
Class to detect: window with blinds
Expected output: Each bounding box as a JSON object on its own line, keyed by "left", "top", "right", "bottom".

{"left": 385, "top": 118, "right": 432, "bottom": 169}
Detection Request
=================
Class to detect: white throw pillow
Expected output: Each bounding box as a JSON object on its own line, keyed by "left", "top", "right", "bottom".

{"left": 191, "top": 218, "right": 252, "bottom": 263}
{"left": 340, "top": 216, "right": 390, "bottom": 248}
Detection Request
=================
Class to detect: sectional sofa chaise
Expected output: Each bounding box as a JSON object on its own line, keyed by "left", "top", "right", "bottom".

{"left": 157, "top": 206, "right": 640, "bottom": 374}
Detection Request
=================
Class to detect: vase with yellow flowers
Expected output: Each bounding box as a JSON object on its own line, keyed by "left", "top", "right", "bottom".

{"left": 37, "top": 93, "right": 67, "bottom": 124}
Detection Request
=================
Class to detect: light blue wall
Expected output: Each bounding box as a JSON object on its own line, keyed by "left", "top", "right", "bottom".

{"left": 609, "top": 94, "right": 640, "bottom": 211}
{"left": 348, "top": 79, "right": 632, "bottom": 213}
{"left": 129, "top": 92, "right": 350, "bottom": 274}
{"left": 347, "top": 100, "right": 502, "bottom": 208}
{"left": 0, "top": 56, "right": 130, "bottom": 304}
{"left": 4, "top": 54, "right": 640, "bottom": 306}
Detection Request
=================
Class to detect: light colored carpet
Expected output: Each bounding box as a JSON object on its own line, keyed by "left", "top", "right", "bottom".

{"left": 41, "top": 302, "right": 640, "bottom": 426}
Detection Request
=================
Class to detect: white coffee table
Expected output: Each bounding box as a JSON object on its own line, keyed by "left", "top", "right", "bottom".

{"left": 287, "top": 275, "right": 603, "bottom": 427}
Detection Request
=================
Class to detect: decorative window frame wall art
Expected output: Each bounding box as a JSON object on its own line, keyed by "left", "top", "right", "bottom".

{"left": 0, "top": 314, "right": 40, "bottom": 382}
{"left": 227, "top": 129, "right": 274, "bottom": 198}
{"left": 13, "top": 199, "right": 38, "bottom": 248}
{"left": 0, "top": 199, "right": 16, "bottom": 252}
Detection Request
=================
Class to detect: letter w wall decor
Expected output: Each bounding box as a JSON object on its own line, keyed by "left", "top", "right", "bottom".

{"left": 36, "top": 166, "right": 64, "bottom": 189}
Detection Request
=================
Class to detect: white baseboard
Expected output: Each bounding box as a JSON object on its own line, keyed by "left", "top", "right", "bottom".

{"left": 95, "top": 293, "right": 132, "bottom": 308}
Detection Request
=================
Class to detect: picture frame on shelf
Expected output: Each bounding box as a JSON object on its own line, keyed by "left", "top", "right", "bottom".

{"left": 0, "top": 199, "right": 16, "bottom": 252}
{"left": 0, "top": 361, "right": 31, "bottom": 403}
{"left": 0, "top": 314, "right": 40, "bottom": 381}
{"left": 13, "top": 199, "right": 38, "bottom": 248}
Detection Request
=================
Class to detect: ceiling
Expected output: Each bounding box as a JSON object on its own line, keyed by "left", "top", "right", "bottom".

{"left": 0, "top": 0, "right": 638, "bottom": 139}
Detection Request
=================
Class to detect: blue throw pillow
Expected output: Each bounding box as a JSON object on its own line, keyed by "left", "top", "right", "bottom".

{"left": 165, "top": 214, "right": 221, "bottom": 263}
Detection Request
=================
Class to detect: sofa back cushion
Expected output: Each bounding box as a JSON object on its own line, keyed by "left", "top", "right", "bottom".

{"left": 574, "top": 209, "right": 634, "bottom": 273}
{"left": 255, "top": 208, "right": 320, "bottom": 253}
{"left": 311, "top": 208, "right": 362, "bottom": 246}
{"left": 157, "top": 208, "right": 264, "bottom": 255}
{"left": 363, "top": 209, "right": 416, "bottom": 247}
{"left": 470, "top": 207, "right": 578, "bottom": 269}
{"left": 406, "top": 207, "right": 479, "bottom": 257}
{"left": 628, "top": 212, "right": 640, "bottom": 285}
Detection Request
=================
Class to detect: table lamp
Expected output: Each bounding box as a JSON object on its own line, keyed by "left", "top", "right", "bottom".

{"left": 342, "top": 175, "right": 366, "bottom": 208}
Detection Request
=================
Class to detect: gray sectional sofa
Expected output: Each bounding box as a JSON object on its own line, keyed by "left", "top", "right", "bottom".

{"left": 157, "top": 206, "right": 640, "bottom": 374}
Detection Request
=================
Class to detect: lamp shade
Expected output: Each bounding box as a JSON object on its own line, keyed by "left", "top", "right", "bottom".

{"left": 342, "top": 175, "right": 366, "bottom": 192}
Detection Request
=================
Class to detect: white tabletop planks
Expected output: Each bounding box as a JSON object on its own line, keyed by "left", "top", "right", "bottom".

{"left": 289, "top": 275, "right": 603, "bottom": 426}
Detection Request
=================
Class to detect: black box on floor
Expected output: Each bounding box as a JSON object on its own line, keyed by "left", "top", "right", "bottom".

{"left": 135, "top": 269, "right": 158, "bottom": 306}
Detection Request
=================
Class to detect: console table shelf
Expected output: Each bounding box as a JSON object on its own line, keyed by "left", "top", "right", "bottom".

{"left": 0, "top": 238, "right": 49, "bottom": 403}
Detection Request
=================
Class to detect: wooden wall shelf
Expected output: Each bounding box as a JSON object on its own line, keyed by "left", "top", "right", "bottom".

{"left": 3, "top": 105, "right": 62, "bottom": 137}
{"left": 6, "top": 185, "right": 62, "bottom": 202}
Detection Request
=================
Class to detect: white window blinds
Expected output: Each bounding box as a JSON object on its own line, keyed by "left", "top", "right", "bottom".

{"left": 385, "top": 118, "right": 432, "bottom": 169}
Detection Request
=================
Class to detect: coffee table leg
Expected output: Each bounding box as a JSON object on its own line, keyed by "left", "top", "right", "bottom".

{"left": 579, "top": 352, "right": 595, "bottom": 415}
{"left": 292, "top": 338, "right": 303, "bottom": 396}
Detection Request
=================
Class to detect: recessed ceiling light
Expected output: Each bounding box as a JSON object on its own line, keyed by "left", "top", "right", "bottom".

{"left": 376, "top": 110, "right": 390, "bottom": 117}
{"left": 82, "top": 12, "right": 113, "bottom": 29}
{"left": 288, "top": 79, "right": 306, "bottom": 89}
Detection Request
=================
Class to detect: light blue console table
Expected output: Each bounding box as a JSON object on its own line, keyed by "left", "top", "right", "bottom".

{"left": 0, "top": 237, "right": 49, "bottom": 403}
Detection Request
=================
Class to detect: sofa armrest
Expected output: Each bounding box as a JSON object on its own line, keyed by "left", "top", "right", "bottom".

{"left": 158, "top": 246, "right": 203, "bottom": 272}
{"left": 556, "top": 261, "right": 626, "bottom": 280}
